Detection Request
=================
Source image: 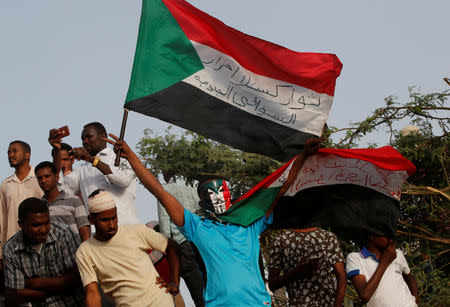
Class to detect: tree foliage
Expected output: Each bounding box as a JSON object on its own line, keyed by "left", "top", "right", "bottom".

{"left": 324, "top": 87, "right": 450, "bottom": 306}
{"left": 137, "top": 127, "right": 282, "bottom": 197}
{"left": 137, "top": 86, "right": 449, "bottom": 306}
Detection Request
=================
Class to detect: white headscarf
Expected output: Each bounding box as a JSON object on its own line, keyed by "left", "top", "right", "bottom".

{"left": 87, "top": 190, "right": 116, "bottom": 213}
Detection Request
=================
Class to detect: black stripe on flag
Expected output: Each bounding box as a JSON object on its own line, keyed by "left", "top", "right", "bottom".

{"left": 126, "top": 81, "right": 316, "bottom": 161}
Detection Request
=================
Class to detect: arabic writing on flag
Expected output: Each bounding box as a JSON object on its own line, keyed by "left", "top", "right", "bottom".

{"left": 125, "top": 0, "right": 342, "bottom": 161}
{"left": 220, "top": 146, "right": 416, "bottom": 237}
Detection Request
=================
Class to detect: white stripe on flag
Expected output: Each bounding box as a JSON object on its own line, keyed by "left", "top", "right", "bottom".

{"left": 183, "top": 41, "right": 334, "bottom": 135}
{"left": 284, "top": 155, "right": 409, "bottom": 200}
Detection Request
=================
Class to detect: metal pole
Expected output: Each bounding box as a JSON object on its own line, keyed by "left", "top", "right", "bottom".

{"left": 114, "top": 108, "right": 130, "bottom": 166}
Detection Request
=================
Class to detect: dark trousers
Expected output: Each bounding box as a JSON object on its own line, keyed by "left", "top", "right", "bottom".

{"left": 180, "top": 242, "right": 205, "bottom": 307}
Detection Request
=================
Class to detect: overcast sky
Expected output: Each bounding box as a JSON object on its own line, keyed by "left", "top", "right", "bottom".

{"left": 2, "top": 0, "right": 449, "bottom": 232}
{"left": 1, "top": 1, "right": 448, "bottom": 302}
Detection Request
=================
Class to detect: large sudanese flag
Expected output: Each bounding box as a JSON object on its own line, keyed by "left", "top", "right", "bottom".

{"left": 219, "top": 146, "right": 416, "bottom": 240}
{"left": 125, "top": 0, "right": 342, "bottom": 161}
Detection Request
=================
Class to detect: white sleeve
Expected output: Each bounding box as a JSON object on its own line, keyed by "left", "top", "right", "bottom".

{"left": 76, "top": 245, "right": 98, "bottom": 287}
{"left": 61, "top": 169, "right": 80, "bottom": 195}
{"left": 104, "top": 160, "right": 136, "bottom": 187}
{"left": 396, "top": 249, "right": 411, "bottom": 275}
{"left": 346, "top": 252, "right": 364, "bottom": 278}
{"left": 139, "top": 224, "right": 168, "bottom": 253}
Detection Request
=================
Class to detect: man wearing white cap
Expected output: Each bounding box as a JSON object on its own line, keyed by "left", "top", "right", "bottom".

{"left": 76, "top": 190, "right": 180, "bottom": 307}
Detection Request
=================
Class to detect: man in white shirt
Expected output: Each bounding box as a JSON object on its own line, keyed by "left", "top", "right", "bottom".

{"left": 346, "top": 234, "right": 419, "bottom": 307}
{"left": 49, "top": 122, "right": 140, "bottom": 225}
{"left": 0, "top": 140, "right": 43, "bottom": 264}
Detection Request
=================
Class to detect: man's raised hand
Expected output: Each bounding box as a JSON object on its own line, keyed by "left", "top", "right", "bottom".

{"left": 380, "top": 240, "right": 397, "bottom": 265}
{"left": 48, "top": 128, "right": 62, "bottom": 150}
{"left": 71, "top": 147, "right": 93, "bottom": 163}
{"left": 304, "top": 137, "right": 322, "bottom": 157}
{"left": 104, "top": 133, "right": 134, "bottom": 160}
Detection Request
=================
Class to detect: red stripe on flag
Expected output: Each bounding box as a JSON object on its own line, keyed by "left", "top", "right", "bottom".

{"left": 162, "top": 0, "right": 342, "bottom": 96}
{"left": 318, "top": 146, "right": 416, "bottom": 175}
{"left": 232, "top": 156, "right": 296, "bottom": 204}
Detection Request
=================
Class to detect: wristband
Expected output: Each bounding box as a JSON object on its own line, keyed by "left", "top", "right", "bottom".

{"left": 168, "top": 282, "right": 179, "bottom": 294}
{"left": 92, "top": 156, "right": 100, "bottom": 167}
{"left": 168, "top": 282, "right": 178, "bottom": 288}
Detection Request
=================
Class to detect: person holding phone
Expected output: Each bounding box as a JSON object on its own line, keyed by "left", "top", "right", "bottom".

{"left": 49, "top": 122, "right": 140, "bottom": 225}
{"left": 268, "top": 227, "right": 346, "bottom": 307}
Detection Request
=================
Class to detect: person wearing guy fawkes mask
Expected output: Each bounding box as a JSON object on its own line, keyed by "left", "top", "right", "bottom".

{"left": 196, "top": 177, "right": 232, "bottom": 218}
{"left": 180, "top": 176, "right": 273, "bottom": 306}
{"left": 105, "top": 134, "right": 274, "bottom": 307}
{"left": 184, "top": 176, "right": 273, "bottom": 306}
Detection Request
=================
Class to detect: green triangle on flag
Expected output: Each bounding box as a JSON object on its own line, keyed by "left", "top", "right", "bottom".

{"left": 125, "top": 0, "right": 203, "bottom": 103}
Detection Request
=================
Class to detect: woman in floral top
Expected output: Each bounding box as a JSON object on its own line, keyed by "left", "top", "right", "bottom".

{"left": 268, "top": 227, "right": 346, "bottom": 306}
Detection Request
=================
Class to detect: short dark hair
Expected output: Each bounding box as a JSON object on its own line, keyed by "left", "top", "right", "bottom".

{"left": 88, "top": 189, "right": 103, "bottom": 199}
{"left": 51, "top": 142, "right": 72, "bottom": 157}
{"left": 18, "top": 197, "right": 49, "bottom": 221}
{"left": 35, "top": 161, "right": 57, "bottom": 175}
{"left": 84, "top": 122, "right": 107, "bottom": 137}
{"left": 9, "top": 140, "right": 31, "bottom": 154}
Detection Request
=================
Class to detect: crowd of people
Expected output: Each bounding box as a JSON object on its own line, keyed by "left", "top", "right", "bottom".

{"left": 0, "top": 122, "right": 420, "bottom": 306}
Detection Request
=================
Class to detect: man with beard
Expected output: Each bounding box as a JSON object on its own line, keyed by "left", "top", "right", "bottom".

{"left": 76, "top": 190, "right": 180, "bottom": 307}
{"left": 49, "top": 122, "right": 139, "bottom": 225}
{"left": 0, "top": 141, "right": 43, "bottom": 266}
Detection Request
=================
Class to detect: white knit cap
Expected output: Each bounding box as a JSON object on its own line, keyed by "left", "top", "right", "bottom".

{"left": 87, "top": 190, "right": 116, "bottom": 213}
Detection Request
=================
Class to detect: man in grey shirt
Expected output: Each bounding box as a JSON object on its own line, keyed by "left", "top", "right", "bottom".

{"left": 158, "top": 174, "right": 204, "bottom": 307}
{"left": 35, "top": 161, "right": 90, "bottom": 242}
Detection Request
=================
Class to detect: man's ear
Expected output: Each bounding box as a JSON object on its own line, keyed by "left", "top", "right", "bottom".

{"left": 88, "top": 215, "right": 94, "bottom": 225}
{"left": 18, "top": 219, "right": 24, "bottom": 230}
{"left": 24, "top": 152, "right": 31, "bottom": 161}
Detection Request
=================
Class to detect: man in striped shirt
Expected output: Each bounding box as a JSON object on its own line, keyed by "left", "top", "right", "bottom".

{"left": 3, "top": 197, "right": 84, "bottom": 306}
{"left": 35, "top": 161, "right": 90, "bottom": 242}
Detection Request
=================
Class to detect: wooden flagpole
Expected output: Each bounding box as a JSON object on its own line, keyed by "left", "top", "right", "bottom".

{"left": 114, "top": 108, "right": 130, "bottom": 166}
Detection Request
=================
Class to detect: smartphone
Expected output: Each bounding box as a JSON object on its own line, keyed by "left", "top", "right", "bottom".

{"left": 57, "top": 125, "right": 70, "bottom": 139}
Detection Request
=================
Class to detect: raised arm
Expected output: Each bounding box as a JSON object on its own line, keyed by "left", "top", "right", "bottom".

{"left": 265, "top": 138, "right": 322, "bottom": 218}
{"left": 350, "top": 242, "right": 397, "bottom": 303}
{"left": 49, "top": 128, "right": 63, "bottom": 173}
{"left": 105, "top": 134, "right": 185, "bottom": 227}
{"left": 70, "top": 147, "right": 113, "bottom": 175}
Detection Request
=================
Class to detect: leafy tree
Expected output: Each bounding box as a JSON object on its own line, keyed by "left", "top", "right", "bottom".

{"left": 137, "top": 127, "right": 282, "bottom": 197}
{"left": 137, "top": 86, "right": 449, "bottom": 306}
{"left": 324, "top": 86, "right": 450, "bottom": 306}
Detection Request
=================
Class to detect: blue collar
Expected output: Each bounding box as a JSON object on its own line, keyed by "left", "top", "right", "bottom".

{"left": 360, "top": 246, "right": 380, "bottom": 262}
